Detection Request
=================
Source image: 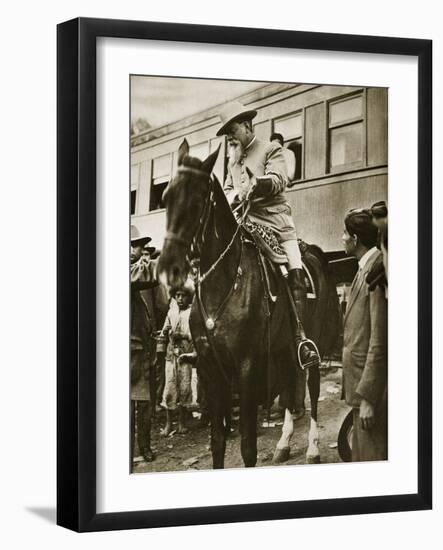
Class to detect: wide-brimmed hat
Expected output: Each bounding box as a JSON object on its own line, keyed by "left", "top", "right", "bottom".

{"left": 131, "top": 225, "right": 152, "bottom": 247}
{"left": 143, "top": 244, "right": 160, "bottom": 259}
{"left": 216, "top": 100, "right": 257, "bottom": 136}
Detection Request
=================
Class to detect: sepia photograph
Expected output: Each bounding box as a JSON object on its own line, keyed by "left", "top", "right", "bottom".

{"left": 129, "top": 75, "right": 388, "bottom": 474}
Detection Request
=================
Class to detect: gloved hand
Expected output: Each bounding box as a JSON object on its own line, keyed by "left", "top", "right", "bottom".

{"left": 245, "top": 167, "right": 273, "bottom": 198}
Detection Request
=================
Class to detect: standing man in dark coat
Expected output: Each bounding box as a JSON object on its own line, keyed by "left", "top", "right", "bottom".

{"left": 342, "top": 209, "right": 388, "bottom": 461}
{"left": 130, "top": 227, "right": 157, "bottom": 468}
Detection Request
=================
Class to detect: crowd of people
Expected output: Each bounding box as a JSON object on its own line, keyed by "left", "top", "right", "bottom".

{"left": 129, "top": 100, "right": 388, "bottom": 470}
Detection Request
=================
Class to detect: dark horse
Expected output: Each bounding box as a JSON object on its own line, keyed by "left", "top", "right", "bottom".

{"left": 158, "top": 140, "right": 340, "bottom": 468}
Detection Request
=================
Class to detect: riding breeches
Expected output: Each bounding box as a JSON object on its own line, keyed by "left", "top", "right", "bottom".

{"left": 281, "top": 239, "right": 303, "bottom": 270}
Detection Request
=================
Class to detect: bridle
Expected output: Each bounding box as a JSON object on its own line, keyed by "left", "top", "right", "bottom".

{"left": 163, "top": 165, "right": 215, "bottom": 256}
{"left": 164, "top": 163, "right": 250, "bottom": 388}
{"left": 164, "top": 164, "right": 249, "bottom": 285}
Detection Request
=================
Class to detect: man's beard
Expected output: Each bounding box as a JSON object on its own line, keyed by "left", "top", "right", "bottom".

{"left": 227, "top": 141, "right": 244, "bottom": 166}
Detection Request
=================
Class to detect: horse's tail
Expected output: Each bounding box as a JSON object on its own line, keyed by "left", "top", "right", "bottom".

{"left": 300, "top": 241, "right": 341, "bottom": 358}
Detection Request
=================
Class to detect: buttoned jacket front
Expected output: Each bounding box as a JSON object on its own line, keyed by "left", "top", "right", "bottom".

{"left": 223, "top": 138, "right": 297, "bottom": 241}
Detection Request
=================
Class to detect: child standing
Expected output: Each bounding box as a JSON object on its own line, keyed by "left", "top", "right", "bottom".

{"left": 156, "top": 279, "right": 196, "bottom": 435}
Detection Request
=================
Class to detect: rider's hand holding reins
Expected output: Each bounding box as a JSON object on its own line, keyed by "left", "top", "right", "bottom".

{"left": 244, "top": 167, "right": 275, "bottom": 201}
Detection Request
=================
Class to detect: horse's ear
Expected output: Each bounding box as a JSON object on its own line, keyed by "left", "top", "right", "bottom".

{"left": 201, "top": 144, "right": 221, "bottom": 174}
{"left": 177, "top": 139, "right": 189, "bottom": 166}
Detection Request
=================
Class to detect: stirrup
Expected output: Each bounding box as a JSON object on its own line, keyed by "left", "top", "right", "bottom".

{"left": 297, "top": 338, "right": 321, "bottom": 370}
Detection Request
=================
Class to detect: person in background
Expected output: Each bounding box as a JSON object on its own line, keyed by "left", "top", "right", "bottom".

{"left": 142, "top": 243, "right": 159, "bottom": 262}
{"left": 380, "top": 223, "right": 388, "bottom": 275}
{"left": 370, "top": 200, "right": 388, "bottom": 231}
{"left": 341, "top": 209, "right": 388, "bottom": 462}
{"left": 379, "top": 223, "right": 388, "bottom": 299}
{"left": 139, "top": 242, "right": 170, "bottom": 412}
{"left": 366, "top": 201, "right": 388, "bottom": 292}
{"left": 270, "top": 132, "right": 296, "bottom": 182}
{"left": 130, "top": 227, "right": 157, "bottom": 467}
{"left": 157, "top": 279, "right": 196, "bottom": 436}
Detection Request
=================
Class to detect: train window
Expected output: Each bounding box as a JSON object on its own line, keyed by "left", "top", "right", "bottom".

{"left": 131, "top": 190, "right": 137, "bottom": 215}
{"left": 328, "top": 94, "right": 365, "bottom": 173}
{"left": 329, "top": 96, "right": 363, "bottom": 126}
{"left": 131, "top": 164, "right": 140, "bottom": 214}
{"left": 274, "top": 113, "right": 302, "bottom": 140}
{"left": 149, "top": 176, "right": 169, "bottom": 211}
{"left": 253, "top": 120, "right": 271, "bottom": 141}
{"left": 189, "top": 141, "right": 209, "bottom": 161}
{"left": 330, "top": 123, "right": 364, "bottom": 169}
{"left": 274, "top": 112, "right": 303, "bottom": 182}
{"left": 150, "top": 154, "right": 171, "bottom": 211}
{"left": 131, "top": 163, "right": 140, "bottom": 187}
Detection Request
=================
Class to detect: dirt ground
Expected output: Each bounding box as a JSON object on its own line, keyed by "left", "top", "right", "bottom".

{"left": 133, "top": 364, "right": 350, "bottom": 474}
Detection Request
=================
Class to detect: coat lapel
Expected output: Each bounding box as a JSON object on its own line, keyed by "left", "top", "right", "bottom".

{"left": 344, "top": 251, "right": 379, "bottom": 322}
{"left": 344, "top": 269, "right": 364, "bottom": 321}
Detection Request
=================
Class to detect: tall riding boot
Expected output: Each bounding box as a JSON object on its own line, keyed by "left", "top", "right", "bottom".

{"left": 287, "top": 269, "right": 307, "bottom": 415}
{"left": 287, "top": 268, "right": 320, "bottom": 371}
{"left": 287, "top": 268, "right": 307, "bottom": 330}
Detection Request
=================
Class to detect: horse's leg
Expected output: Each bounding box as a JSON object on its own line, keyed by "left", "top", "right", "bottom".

{"left": 306, "top": 364, "right": 321, "bottom": 464}
{"left": 239, "top": 359, "right": 258, "bottom": 467}
{"left": 209, "top": 390, "right": 227, "bottom": 469}
{"left": 273, "top": 408, "right": 294, "bottom": 463}
{"left": 239, "top": 399, "right": 258, "bottom": 467}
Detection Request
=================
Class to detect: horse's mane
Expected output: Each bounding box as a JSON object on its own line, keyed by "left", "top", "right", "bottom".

{"left": 181, "top": 153, "right": 237, "bottom": 228}
{"left": 211, "top": 173, "right": 236, "bottom": 213}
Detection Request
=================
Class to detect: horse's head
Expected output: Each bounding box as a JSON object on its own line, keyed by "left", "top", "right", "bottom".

{"left": 158, "top": 139, "right": 220, "bottom": 290}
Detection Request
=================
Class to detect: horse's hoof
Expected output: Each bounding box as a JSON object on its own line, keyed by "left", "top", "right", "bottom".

{"left": 306, "top": 454, "right": 321, "bottom": 464}
{"left": 273, "top": 447, "right": 290, "bottom": 463}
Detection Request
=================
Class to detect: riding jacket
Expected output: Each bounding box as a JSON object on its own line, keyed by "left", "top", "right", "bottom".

{"left": 223, "top": 137, "right": 298, "bottom": 242}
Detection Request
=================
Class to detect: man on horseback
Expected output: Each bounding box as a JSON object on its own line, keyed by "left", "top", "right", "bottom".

{"left": 216, "top": 101, "right": 309, "bottom": 340}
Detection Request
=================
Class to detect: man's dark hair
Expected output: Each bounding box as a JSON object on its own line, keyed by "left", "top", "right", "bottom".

{"left": 345, "top": 208, "right": 379, "bottom": 249}
{"left": 270, "top": 132, "right": 284, "bottom": 146}
{"left": 370, "top": 200, "right": 388, "bottom": 219}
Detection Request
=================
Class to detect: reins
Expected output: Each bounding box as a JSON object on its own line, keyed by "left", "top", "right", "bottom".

{"left": 171, "top": 166, "right": 271, "bottom": 400}
{"left": 198, "top": 200, "right": 249, "bottom": 285}
{"left": 194, "top": 175, "right": 248, "bottom": 321}
{"left": 191, "top": 173, "right": 250, "bottom": 388}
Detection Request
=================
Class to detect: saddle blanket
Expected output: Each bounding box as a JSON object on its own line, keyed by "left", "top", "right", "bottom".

{"left": 242, "top": 220, "right": 287, "bottom": 264}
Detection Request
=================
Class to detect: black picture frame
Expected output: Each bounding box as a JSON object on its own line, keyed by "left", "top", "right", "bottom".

{"left": 57, "top": 17, "right": 432, "bottom": 532}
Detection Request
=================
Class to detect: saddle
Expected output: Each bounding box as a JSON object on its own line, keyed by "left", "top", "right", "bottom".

{"left": 241, "top": 222, "right": 290, "bottom": 345}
